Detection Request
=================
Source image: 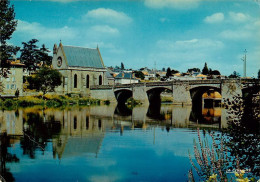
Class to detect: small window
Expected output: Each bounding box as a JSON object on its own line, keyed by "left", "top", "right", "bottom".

{"left": 12, "top": 77, "right": 15, "bottom": 82}
{"left": 6, "top": 77, "right": 10, "bottom": 82}
{"left": 11, "top": 84, "right": 16, "bottom": 89}
{"left": 12, "top": 70, "right": 15, "bottom": 75}
{"left": 6, "top": 84, "right": 9, "bottom": 89}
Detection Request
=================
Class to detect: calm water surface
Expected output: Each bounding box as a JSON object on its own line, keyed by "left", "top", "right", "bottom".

{"left": 0, "top": 104, "right": 227, "bottom": 181}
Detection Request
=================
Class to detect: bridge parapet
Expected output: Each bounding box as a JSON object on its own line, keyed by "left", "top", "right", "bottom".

{"left": 90, "top": 78, "right": 259, "bottom": 105}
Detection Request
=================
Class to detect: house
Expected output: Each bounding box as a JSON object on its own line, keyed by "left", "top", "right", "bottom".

{"left": 115, "top": 72, "right": 139, "bottom": 84}
{"left": 52, "top": 42, "right": 108, "bottom": 95}
{"left": 0, "top": 59, "right": 24, "bottom": 97}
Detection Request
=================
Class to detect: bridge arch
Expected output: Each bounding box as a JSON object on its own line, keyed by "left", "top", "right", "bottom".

{"left": 190, "top": 86, "right": 221, "bottom": 107}
{"left": 114, "top": 89, "right": 133, "bottom": 105}
{"left": 242, "top": 86, "right": 260, "bottom": 98}
{"left": 146, "top": 87, "right": 172, "bottom": 104}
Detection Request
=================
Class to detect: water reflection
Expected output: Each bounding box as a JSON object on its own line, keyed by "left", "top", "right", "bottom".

{"left": 0, "top": 104, "right": 230, "bottom": 181}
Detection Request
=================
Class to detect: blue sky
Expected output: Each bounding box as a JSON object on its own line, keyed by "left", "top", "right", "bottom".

{"left": 10, "top": 0, "right": 260, "bottom": 77}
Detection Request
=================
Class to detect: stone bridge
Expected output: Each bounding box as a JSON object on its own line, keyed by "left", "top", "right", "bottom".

{"left": 90, "top": 79, "right": 260, "bottom": 105}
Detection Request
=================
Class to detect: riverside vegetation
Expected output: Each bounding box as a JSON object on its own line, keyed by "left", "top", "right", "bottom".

{"left": 0, "top": 94, "right": 110, "bottom": 109}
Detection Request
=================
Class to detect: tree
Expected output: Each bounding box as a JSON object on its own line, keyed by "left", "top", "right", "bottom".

{"left": 38, "top": 44, "right": 52, "bottom": 66}
{"left": 166, "top": 67, "right": 172, "bottom": 77}
{"left": 171, "top": 69, "right": 179, "bottom": 74}
{"left": 258, "top": 69, "right": 260, "bottom": 79}
{"left": 121, "top": 62, "right": 124, "bottom": 70}
{"left": 0, "top": 0, "right": 20, "bottom": 70}
{"left": 20, "top": 39, "right": 40, "bottom": 70}
{"left": 229, "top": 71, "right": 240, "bottom": 78}
{"left": 211, "top": 70, "right": 221, "bottom": 75}
{"left": 202, "top": 62, "right": 209, "bottom": 75}
{"left": 27, "top": 67, "right": 62, "bottom": 94}
{"left": 162, "top": 68, "right": 165, "bottom": 71}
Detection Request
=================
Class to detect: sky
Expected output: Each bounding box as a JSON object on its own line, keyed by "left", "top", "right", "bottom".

{"left": 9, "top": 0, "right": 260, "bottom": 77}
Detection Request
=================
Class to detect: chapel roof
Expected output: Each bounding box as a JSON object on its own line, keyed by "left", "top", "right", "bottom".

{"left": 62, "top": 45, "right": 105, "bottom": 69}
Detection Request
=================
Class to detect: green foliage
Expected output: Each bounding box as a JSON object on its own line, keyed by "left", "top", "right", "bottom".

{"left": 133, "top": 71, "right": 145, "bottom": 80}
{"left": 202, "top": 62, "right": 209, "bottom": 75}
{"left": 27, "top": 67, "right": 62, "bottom": 94}
{"left": 258, "top": 69, "right": 260, "bottom": 79}
{"left": 0, "top": 0, "right": 20, "bottom": 69}
{"left": 0, "top": 95, "right": 104, "bottom": 109}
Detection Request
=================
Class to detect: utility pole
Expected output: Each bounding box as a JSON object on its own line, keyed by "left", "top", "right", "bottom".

{"left": 241, "top": 49, "right": 247, "bottom": 78}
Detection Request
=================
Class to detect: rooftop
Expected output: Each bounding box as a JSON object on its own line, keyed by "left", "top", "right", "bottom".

{"left": 62, "top": 45, "right": 105, "bottom": 69}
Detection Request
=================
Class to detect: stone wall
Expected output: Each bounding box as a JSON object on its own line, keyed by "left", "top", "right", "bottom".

{"left": 90, "top": 88, "right": 117, "bottom": 102}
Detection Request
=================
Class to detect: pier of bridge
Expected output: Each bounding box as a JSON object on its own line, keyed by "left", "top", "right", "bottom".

{"left": 90, "top": 79, "right": 260, "bottom": 105}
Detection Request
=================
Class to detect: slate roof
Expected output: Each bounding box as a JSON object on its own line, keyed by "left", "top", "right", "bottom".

{"left": 62, "top": 46, "right": 104, "bottom": 68}
{"left": 105, "top": 70, "right": 114, "bottom": 78}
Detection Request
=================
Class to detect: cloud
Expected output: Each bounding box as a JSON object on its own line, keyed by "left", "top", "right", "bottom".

{"left": 220, "top": 29, "right": 251, "bottom": 40}
{"left": 157, "top": 38, "right": 224, "bottom": 51}
{"left": 229, "top": 12, "right": 249, "bottom": 22}
{"left": 144, "top": 0, "right": 202, "bottom": 9}
{"left": 84, "top": 8, "right": 132, "bottom": 25}
{"left": 89, "top": 25, "right": 119, "bottom": 35}
{"left": 220, "top": 15, "right": 260, "bottom": 40}
{"left": 149, "top": 38, "right": 224, "bottom": 72}
{"left": 15, "top": 20, "right": 76, "bottom": 40}
{"left": 204, "top": 13, "right": 224, "bottom": 23}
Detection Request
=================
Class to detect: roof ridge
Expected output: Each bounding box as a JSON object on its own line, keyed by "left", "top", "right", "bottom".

{"left": 63, "top": 45, "right": 97, "bottom": 50}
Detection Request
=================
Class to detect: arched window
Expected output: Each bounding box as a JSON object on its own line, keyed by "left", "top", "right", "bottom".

{"left": 74, "top": 116, "right": 77, "bottom": 130}
{"left": 74, "top": 74, "right": 77, "bottom": 88}
{"left": 99, "top": 75, "right": 102, "bottom": 85}
{"left": 86, "top": 75, "right": 90, "bottom": 88}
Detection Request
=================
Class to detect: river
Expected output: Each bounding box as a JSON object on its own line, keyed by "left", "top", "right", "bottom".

{"left": 0, "top": 104, "right": 249, "bottom": 181}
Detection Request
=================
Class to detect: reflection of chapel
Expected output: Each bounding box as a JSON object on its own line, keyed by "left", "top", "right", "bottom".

{"left": 52, "top": 42, "right": 108, "bottom": 95}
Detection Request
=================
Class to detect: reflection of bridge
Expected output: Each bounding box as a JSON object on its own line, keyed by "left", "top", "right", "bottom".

{"left": 90, "top": 79, "right": 259, "bottom": 105}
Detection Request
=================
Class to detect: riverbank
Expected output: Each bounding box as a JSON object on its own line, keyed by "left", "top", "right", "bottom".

{"left": 0, "top": 94, "right": 110, "bottom": 109}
